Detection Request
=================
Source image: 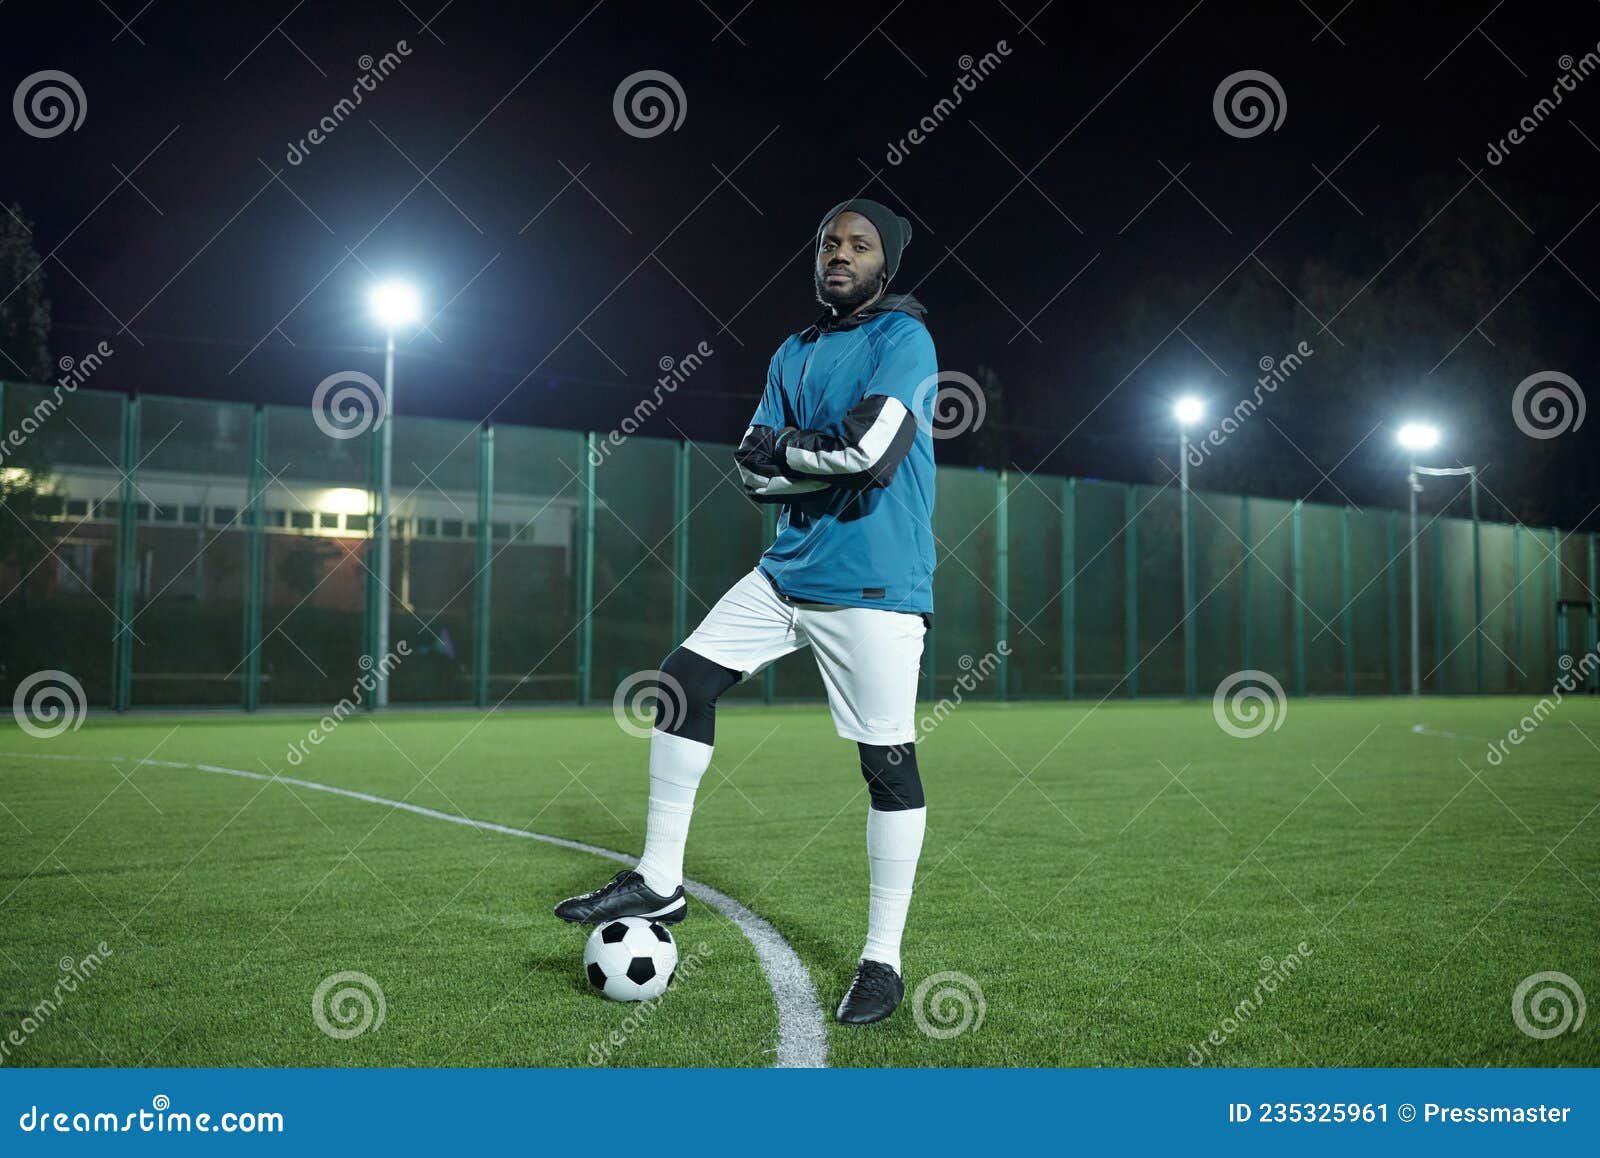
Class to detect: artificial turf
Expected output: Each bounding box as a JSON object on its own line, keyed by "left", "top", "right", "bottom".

{"left": 1, "top": 695, "right": 1596, "bottom": 1067}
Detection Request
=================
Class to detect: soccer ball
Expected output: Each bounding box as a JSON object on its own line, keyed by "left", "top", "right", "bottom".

{"left": 583, "top": 917, "right": 678, "bottom": 1001}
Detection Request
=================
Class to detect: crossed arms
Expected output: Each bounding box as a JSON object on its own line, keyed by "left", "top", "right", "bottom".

{"left": 734, "top": 393, "right": 919, "bottom": 503}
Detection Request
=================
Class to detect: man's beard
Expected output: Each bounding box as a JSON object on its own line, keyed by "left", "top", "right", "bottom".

{"left": 814, "top": 265, "right": 884, "bottom": 314}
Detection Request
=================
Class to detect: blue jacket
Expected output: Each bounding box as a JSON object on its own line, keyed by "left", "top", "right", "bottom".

{"left": 734, "top": 293, "right": 936, "bottom": 614}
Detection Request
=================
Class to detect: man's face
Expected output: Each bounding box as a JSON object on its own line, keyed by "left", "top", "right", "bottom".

{"left": 814, "top": 211, "right": 886, "bottom": 314}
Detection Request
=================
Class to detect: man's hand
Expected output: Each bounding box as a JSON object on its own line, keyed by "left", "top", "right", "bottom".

{"left": 735, "top": 425, "right": 829, "bottom": 503}
{"left": 735, "top": 424, "right": 795, "bottom": 479}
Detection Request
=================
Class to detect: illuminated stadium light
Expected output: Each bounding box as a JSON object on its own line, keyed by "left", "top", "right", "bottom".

{"left": 369, "top": 280, "right": 422, "bottom": 329}
{"left": 1173, "top": 395, "right": 1204, "bottom": 426}
{"left": 1396, "top": 422, "right": 1440, "bottom": 452}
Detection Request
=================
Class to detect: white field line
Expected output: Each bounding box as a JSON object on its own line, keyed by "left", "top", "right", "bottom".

{"left": 1410, "top": 723, "right": 1495, "bottom": 743}
{"left": 0, "top": 749, "right": 828, "bottom": 1068}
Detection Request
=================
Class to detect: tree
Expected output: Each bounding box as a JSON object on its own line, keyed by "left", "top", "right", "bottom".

{"left": 0, "top": 203, "right": 54, "bottom": 616}
{"left": 0, "top": 205, "right": 51, "bottom": 383}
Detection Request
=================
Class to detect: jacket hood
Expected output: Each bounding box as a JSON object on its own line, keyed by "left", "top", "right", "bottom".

{"left": 812, "top": 292, "right": 928, "bottom": 335}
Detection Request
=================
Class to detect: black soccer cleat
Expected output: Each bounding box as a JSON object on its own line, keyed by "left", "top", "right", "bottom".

{"left": 553, "top": 869, "right": 687, "bottom": 926}
{"left": 835, "top": 959, "right": 905, "bottom": 1025}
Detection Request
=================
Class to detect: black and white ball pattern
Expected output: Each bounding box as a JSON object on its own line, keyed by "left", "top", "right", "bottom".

{"left": 583, "top": 917, "right": 678, "bottom": 1001}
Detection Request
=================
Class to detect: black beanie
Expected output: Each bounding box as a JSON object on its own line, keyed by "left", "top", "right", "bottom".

{"left": 816, "top": 198, "right": 913, "bottom": 284}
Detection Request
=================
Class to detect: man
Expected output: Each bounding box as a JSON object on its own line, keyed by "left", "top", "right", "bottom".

{"left": 555, "top": 198, "right": 936, "bottom": 1025}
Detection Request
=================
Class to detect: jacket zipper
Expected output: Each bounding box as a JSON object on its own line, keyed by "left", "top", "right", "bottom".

{"left": 794, "top": 338, "right": 822, "bottom": 426}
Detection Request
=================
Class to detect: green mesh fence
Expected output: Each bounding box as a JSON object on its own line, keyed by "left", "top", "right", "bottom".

{"left": 1003, "top": 474, "right": 1065, "bottom": 698}
{"left": 0, "top": 383, "right": 124, "bottom": 707}
{"left": 489, "top": 425, "right": 586, "bottom": 703}
{"left": 132, "top": 395, "right": 253, "bottom": 706}
{"left": 931, "top": 467, "right": 998, "bottom": 696}
{"left": 255, "top": 401, "right": 374, "bottom": 706}
{"left": 1, "top": 382, "right": 1595, "bottom": 712}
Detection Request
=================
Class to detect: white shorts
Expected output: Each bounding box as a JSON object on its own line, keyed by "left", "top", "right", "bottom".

{"left": 682, "top": 568, "right": 927, "bottom": 745}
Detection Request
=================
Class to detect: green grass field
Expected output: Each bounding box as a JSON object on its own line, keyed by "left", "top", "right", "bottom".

{"left": 1, "top": 696, "right": 1597, "bottom": 1067}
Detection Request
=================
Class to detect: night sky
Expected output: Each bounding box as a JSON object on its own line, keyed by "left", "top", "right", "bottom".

{"left": 3, "top": 0, "right": 1598, "bottom": 527}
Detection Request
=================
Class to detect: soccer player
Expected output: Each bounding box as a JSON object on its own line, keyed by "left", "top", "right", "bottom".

{"left": 555, "top": 198, "right": 935, "bottom": 1025}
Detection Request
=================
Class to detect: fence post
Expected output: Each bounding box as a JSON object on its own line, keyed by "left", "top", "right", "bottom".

{"left": 577, "top": 433, "right": 596, "bottom": 706}
{"left": 1182, "top": 476, "right": 1196, "bottom": 700}
{"left": 995, "top": 470, "right": 1009, "bottom": 700}
{"left": 1062, "top": 476, "right": 1076, "bottom": 700}
{"left": 242, "top": 405, "right": 266, "bottom": 711}
{"left": 1472, "top": 476, "right": 1483, "bottom": 694}
{"left": 1590, "top": 533, "right": 1598, "bottom": 692}
{"left": 1341, "top": 506, "right": 1354, "bottom": 696}
{"left": 112, "top": 394, "right": 141, "bottom": 712}
{"left": 363, "top": 417, "right": 381, "bottom": 710}
{"left": 1432, "top": 521, "right": 1444, "bottom": 693}
{"left": 1387, "top": 509, "right": 1400, "bottom": 694}
{"left": 1292, "top": 499, "right": 1305, "bottom": 697}
{"left": 1240, "top": 495, "right": 1252, "bottom": 674}
{"left": 672, "top": 440, "right": 690, "bottom": 647}
{"left": 473, "top": 424, "right": 494, "bottom": 708}
{"left": 1512, "top": 524, "right": 1523, "bottom": 694}
{"left": 1550, "top": 527, "right": 1561, "bottom": 686}
{"left": 1124, "top": 484, "right": 1138, "bottom": 699}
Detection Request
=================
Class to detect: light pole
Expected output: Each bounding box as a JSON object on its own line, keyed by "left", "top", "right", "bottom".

{"left": 1396, "top": 422, "right": 1440, "bottom": 697}
{"left": 369, "top": 279, "right": 422, "bottom": 708}
{"left": 1175, "top": 395, "right": 1204, "bottom": 699}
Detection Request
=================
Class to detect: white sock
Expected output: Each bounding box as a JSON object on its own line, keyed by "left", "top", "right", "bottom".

{"left": 634, "top": 729, "right": 713, "bottom": 895}
{"left": 861, "top": 805, "right": 926, "bottom": 974}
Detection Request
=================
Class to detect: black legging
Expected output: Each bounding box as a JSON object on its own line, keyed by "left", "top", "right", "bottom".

{"left": 656, "top": 646, "right": 923, "bottom": 811}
